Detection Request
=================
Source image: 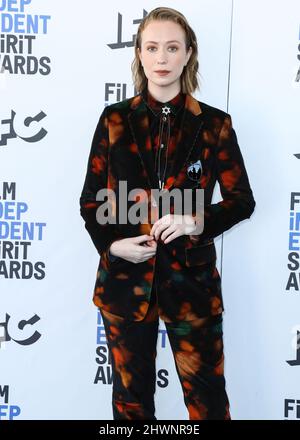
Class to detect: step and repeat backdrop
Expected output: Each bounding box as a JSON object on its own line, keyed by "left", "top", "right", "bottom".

{"left": 0, "top": 0, "right": 299, "bottom": 420}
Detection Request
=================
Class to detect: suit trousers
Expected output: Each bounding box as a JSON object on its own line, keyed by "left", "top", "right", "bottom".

{"left": 99, "top": 271, "right": 231, "bottom": 420}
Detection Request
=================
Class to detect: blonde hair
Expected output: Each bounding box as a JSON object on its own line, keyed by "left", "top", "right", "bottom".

{"left": 131, "top": 7, "right": 201, "bottom": 95}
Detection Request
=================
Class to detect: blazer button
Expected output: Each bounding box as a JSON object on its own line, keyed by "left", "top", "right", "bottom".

{"left": 152, "top": 200, "right": 157, "bottom": 207}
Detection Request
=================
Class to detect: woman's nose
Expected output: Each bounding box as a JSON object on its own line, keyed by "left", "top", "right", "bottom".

{"left": 156, "top": 49, "right": 168, "bottom": 64}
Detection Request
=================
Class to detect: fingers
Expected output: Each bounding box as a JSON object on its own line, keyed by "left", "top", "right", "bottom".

{"left": 133, "top": 235, "right": 157, "bottom": 263}
{"left": 142, "top": 241, "right": 157, "bottom": 248}
{"left": 163, "top": 229, "right": 182, "bottom": 244}
{"left": 151, "top": 215, "right": 194, "bottom": 242}
{"left": 150, "top": 214, "right": 173, "bottom": 239}
{"left": 128, "top": 221, "right": 184, "bottom": 259}
{"left": 155, "top": 225, "right": 168, "bottom": 241}
{"left": 160, "top": 224, "right": 176, "bottom": 242}
{"left": 145, "top": 239, "right": 157, "bottom": 248}
{"left": 134, "top": 234, "right": 154, "bottom": 244}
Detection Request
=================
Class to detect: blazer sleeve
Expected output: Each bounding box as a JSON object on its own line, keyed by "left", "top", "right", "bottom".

{"left": 79, "top": 106, "right": 119, "bottom": 256}
{"left": 192, "top": 113, "right": 256, "bottom": 241}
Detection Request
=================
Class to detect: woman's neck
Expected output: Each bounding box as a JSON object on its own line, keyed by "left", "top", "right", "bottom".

{"left": 147, "top": 83, "right": 181, "bottom": 103}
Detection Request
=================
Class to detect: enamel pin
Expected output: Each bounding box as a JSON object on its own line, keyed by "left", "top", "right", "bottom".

{"left": 187, "top": 159, "right": 202, "bottom": 181}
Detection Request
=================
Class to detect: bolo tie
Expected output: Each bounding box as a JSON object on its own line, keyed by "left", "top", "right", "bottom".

{"left": 155, "top": 104, "right": 171, "bottom": 190}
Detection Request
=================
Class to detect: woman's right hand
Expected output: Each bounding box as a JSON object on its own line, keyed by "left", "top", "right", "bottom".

{"left": 108, "top": 235, "right": 157, "bottom": 264}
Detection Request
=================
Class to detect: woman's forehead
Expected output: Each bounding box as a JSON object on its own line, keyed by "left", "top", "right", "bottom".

{"left": 141, "top": 20, "right": 185, "bottom": 42}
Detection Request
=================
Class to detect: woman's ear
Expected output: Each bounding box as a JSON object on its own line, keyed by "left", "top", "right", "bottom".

{"left": 137, "top": 47, "right": 142, "bottom": 64}
{"left": 185, "top": 46, "right": 192, "bottom": 66}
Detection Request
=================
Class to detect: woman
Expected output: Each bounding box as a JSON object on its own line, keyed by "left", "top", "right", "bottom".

{"left": 80, "top": 7, "right": 255, "bottom": 420}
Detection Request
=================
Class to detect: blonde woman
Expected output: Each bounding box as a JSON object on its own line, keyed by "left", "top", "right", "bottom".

{"left": 80, "top": 7, "right": 255, "bottom": 420}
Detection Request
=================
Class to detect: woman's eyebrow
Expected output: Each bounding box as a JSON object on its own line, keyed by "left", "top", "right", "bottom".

{"left": 144, "top": 40, "right": 181, "bottom": 44}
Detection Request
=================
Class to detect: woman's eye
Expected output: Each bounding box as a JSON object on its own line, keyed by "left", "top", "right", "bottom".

{"left": 146, "top": 46, "right": 178, "bottom": 52}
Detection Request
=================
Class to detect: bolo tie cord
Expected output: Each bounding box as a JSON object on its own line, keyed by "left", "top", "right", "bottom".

{"left": 155, "top": 109, "right": 171, "bottom": 190}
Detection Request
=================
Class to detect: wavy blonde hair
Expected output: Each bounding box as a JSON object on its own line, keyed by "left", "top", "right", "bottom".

{"left": 131, "top": 7, "right": 201, "bottom": 95}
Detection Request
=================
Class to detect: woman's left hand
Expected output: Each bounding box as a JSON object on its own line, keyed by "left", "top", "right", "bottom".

{"left": 150, "top": 214, "right": 198, "bottom": 244}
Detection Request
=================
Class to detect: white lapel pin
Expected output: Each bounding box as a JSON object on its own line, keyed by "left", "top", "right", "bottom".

{"left": 187, "top": 159, "right": 202, "bottom": 181}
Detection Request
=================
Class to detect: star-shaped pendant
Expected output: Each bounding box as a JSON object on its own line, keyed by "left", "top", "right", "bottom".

{"left": 161, "top": 105, "right": 171, "bottom": 116}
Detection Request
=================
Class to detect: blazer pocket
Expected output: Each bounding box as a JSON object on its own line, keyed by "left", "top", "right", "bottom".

{"left": 185, "top": 241, "right": 216, "bottom": 267}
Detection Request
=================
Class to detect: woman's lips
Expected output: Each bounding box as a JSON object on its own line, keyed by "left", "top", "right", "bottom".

{"left": 155, "top": 71, "right": 170, "bottom": 76}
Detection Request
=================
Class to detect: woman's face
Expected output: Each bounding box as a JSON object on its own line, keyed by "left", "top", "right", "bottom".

{"left": 138, "top": 20, "right": 192, "bottom": 91}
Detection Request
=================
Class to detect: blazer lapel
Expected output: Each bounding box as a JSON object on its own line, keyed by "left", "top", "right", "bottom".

{"left": 127, "top": 95, "right": 159, "bottom": 188}
{"left": 164, "top": 94, "right": 204, "bottom": 190}
{"left": 127, "top": 93, "right": 204, "bottom": 190}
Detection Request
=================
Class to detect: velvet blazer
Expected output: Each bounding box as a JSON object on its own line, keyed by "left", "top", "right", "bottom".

{"left": 79, "top": 92, "right": 256, "bottom": 322}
